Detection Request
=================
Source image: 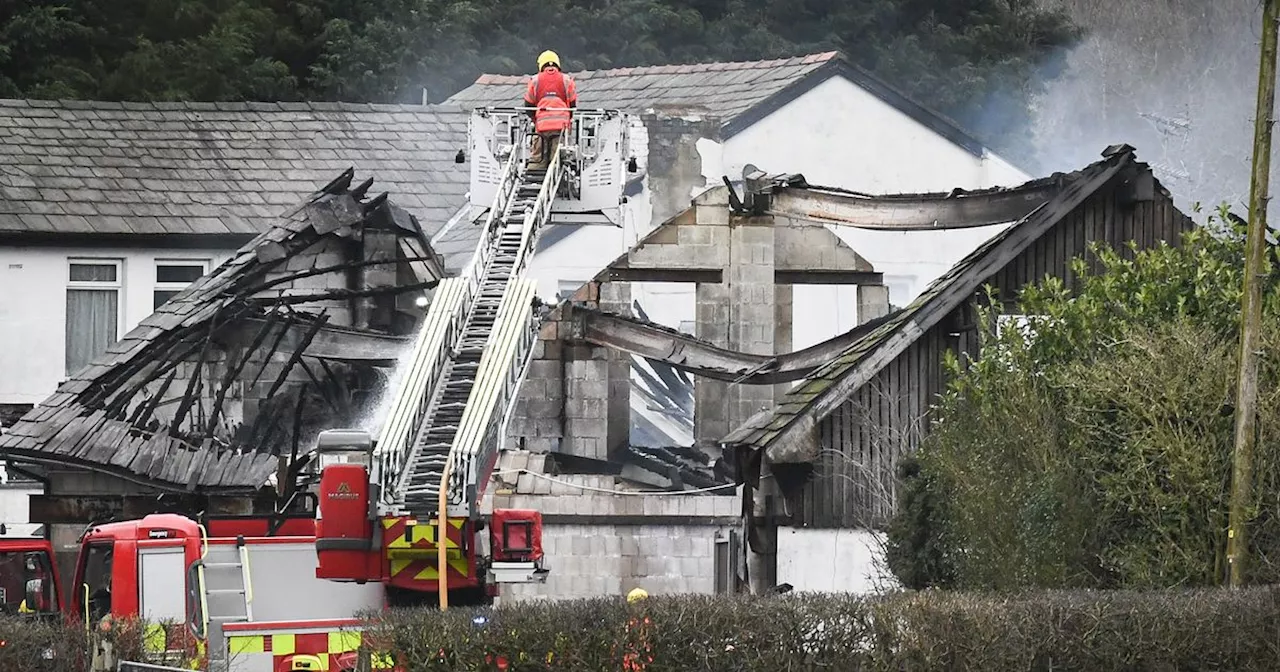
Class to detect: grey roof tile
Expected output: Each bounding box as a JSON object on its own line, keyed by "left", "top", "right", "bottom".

{"left": 0, "top": 99, "right": 475, "bottom": 267}
{"left": 447, "top": 52, "right": 839, "bottom": 121}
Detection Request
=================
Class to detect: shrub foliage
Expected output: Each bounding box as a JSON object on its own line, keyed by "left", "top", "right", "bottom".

{"left": 887, "top": 207, "right": 1280, "bottom": 590}
{"left": 361, "top": 589, "right": 1280, "bottom": 671}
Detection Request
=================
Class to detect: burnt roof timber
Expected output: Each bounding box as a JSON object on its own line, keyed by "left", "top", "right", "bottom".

{"left": 760, "top": 178, "right": 1062, "bottom": 230}
{"left": 722, "top": 151, "right": 1143, "bottom": 462}
{"left": 0, "top": 172, "right": 439, "bottom": 491}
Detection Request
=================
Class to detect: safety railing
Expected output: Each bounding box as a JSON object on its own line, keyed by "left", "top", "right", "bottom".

{"left": 375, "top": 134, "right": 523, "bottom": 508}
{"left": 476, "top": 107, "right": 615, "bottom": 185}
{"left": 450, "top": 293, "right": 541, "bottom": 509}
{"left": 440, "top": 145, "right": 564, "bottom": 509}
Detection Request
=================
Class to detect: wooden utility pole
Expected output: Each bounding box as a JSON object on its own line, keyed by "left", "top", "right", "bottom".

{"left": 1228, "top": 0, "right": 1280, "bottom": 588}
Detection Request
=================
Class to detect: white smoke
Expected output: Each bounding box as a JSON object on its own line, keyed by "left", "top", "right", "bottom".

{"left": 1031, "top": 0, "right": 1263, "bottom": 216}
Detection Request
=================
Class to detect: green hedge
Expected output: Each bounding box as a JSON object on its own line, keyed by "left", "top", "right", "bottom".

{"left": 0, "top": 615, "right": 197, "bottom": 671}
{"left": 367, "top": 588, "right": 1280, "bottom": 671}
{"left": 5, "top": 588, "right": 1278, "bottom": 670}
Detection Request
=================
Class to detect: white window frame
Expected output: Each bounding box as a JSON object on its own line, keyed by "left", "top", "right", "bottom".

{"left": 153, "top": 259, "right": 209, "bottom": 310}
{"left": 66, "top": 258, "right": 124, "bottom": 375}
{"left": 556, "top": 279, "right": 586, "bottom": 302}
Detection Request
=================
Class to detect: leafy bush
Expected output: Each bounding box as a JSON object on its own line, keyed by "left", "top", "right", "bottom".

{"left": 365, "top": 588, "right": 1280, "bottom": 671}
{"left": 889, "top": 208, "right": 1280, "bottom": 589}
{"left": 0, "top": 615, "right": 199, "bottom": 671}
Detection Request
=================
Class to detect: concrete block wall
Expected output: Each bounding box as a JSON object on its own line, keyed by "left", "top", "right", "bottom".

{"left": 508, "top": 281, "right": 631, "bottom": 461}
{"left": 493, "top": 489, "right": 739, "bottom": 602}
{"left": 642, "top": 113, "right": 723, "bottom": 229}
{"left": 727, "top": 218, "right": 778, "bottom": 428}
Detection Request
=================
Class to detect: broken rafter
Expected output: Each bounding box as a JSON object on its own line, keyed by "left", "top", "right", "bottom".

{"left": 231, "top": 254, "right": 442, "bottom": 299}
{"left": 265, "top": 310, "right": 331, "bottom": 401}
{"left": 169, "top": 308, "right": 224, "bottom": 438}
{"left": 205, "top": 308, "right": 285, "bottom": 437}
{"left": 127, "top": 367, "right": 179, "bottom": 430}
{"left": 261, "top": 278, "right": 439, "bottom": 306}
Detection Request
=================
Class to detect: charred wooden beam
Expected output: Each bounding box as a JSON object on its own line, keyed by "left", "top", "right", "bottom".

{"left": 262, "top": 278, "right": 439, "bottom": 306}
{"left": 602, "top": 268, "right": 723, "bottom": 283}
{"left": 265, "top": 311, "right": 330, "bottom": 401}
{"left": 127, "top": 367, "right": 178, "bottom": 429}
{"left": 29, "top": 492, "right": 278, "bottom": 525}
{"left": 206, "top": 309, "right": 283, "bottom": 436}
{"left": 232, "top": 254, "right": 442, "bottom": 299}
{"left": 768, "top": 182, "right": 1059, "bottom": 230}
{"left": 246, "top": 311, "right": 298, "bottom": 392}
{"left": 774, "top": 270, "right": 884, "bottom": 285}
{"left": 240, "top": 319, "right": 409, "bottom": 364}
{"left": 169, "top": 310, "right": 223, "bottom": 437}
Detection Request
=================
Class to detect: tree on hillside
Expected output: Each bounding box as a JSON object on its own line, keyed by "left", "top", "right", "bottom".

{"left": 886, "top": 206, "right": 1280, "bottom": 590}
{"left": 0, "top": 0, "right": 1078, "bottom": 158}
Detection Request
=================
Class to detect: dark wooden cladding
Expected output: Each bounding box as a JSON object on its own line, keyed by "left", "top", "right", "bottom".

{"left": 796, "top": 178, "right": 1194, "bottom": 529}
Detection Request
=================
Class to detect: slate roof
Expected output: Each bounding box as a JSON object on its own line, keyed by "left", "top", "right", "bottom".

{"left": 0, "top": 171, "right": 428, "bottom": 492}
{"left": 721, "top": 148, "right": 1147, "bottom": 457}
{"left": 0, "top": 99, "right": 474, "bottom": 263}
{"left": 446, "top": 51, "right": 987, "bottom": 154}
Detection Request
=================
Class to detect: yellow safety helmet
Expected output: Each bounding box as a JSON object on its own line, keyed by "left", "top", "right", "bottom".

{"left": 537, "top": 50, "right": 561, "bottom": 71}
{"left": 626, "top": 587, "right": 649, "bottom": 603}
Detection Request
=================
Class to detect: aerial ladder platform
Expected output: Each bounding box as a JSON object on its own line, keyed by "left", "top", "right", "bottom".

{"left": 312, "top": 108, "right": 632, "bottom": 605}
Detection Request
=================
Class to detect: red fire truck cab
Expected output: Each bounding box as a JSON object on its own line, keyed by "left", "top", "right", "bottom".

{"left": 0, "top": 529, "right": 62, "bottom": 618}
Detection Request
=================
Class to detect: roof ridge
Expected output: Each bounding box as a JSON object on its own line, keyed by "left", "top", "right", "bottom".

{"left": 469, "top": 51, "right": 841, "bottom": 85}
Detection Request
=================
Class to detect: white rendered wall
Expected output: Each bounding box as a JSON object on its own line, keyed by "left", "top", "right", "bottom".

{"left": 0, "top": 245, "right": 235, "bottom": 405}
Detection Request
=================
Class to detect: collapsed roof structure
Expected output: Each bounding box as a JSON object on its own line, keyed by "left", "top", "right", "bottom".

{"left": 0, "top": 171, "right": 443, "bottom": 519}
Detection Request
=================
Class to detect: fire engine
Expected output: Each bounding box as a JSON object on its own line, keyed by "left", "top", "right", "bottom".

{"left": 4, "top": 106, "right": 634, "bottom": 671}
{"left": 0, "top": 526, "right": 61, "bottom": 618}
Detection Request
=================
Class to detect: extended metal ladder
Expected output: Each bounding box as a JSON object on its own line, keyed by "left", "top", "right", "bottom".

{"left": 375, "top": 134, "right": 562, "bottom": 519}
{"left": 202, "top": 541, "right": 253, "bottom": 671}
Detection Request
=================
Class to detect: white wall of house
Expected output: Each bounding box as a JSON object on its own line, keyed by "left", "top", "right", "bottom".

{"left": 0, "top": 245, "right": 235, "bottom": 405}
{"left": 0, "top": 479, "right": 42, "bottom": 535}
{"left": 530, "top": 74, "right": 1032, "bottom": 351}
{"left": 775, "top": 527, "right": 900, "bottom": 594}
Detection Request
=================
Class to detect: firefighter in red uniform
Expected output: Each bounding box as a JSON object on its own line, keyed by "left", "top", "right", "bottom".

{"left": 523, "top": 50, "right": 578, "bottom": 170}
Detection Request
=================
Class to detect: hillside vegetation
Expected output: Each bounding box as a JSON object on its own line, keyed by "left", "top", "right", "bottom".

{"left": 0, "top": 0, "right": 1077, "bottom": 158}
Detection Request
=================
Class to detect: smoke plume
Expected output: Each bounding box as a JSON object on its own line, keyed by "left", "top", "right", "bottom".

{"left": 1030, "top": 0, "right": 1262, "bottom": 216}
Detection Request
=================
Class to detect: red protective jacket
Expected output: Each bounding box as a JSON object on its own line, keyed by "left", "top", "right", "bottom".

{"left": 524, "top": 67, "right": 578, "bottom": 133}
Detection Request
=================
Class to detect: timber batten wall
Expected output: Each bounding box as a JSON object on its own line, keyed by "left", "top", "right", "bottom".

{"left": 794, "top": 172, "right": 1195, "bottom": 528}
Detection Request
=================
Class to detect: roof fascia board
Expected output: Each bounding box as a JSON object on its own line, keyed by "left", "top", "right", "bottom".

{"left": 0, "top": 232, "right": 255, "bottom": 250}
{"left": 760, "top": 157, "right": 1130, "bottom": 463}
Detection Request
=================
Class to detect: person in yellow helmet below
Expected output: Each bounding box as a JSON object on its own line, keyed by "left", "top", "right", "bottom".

{"left": 523, "top": 50, "right": 579, "bottom": 170}
{"left": 620, "top": 587, "right": 653, "bottom": 671}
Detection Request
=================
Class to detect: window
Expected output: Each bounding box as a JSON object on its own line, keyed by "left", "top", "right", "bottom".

{"left": 0, "top": 548, "right": 58, "bottom": 614}
{"left": 66, "top": 260, "right": 122, "bottom": 376}
{"left": 556, "top": 279, "right": 586, "bottom": 302}
{"left": 153, "top": 260, "right": 208, "bottom": 310}
{"left": 76, "top": 543, "right": 114, "bottom": 623}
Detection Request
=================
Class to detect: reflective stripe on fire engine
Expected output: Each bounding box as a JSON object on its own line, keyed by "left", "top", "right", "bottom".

{"left": 390, "top": 555, "right": 469, "bottom": 579}
{"left": 382, "top": 517, "right": 463, "bottom": 550}
{"left": 329, "top": 631, "right": 361, "bottom": 654}
{"left": 227, "top": 629, "right": 392, "bottom": 670}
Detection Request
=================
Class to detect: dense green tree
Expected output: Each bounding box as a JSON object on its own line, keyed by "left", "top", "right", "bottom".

{"left": 887, "top": 206, "right": 1280, "bottom": 590}
{"left": 0, "top": 0, "right": 1079, "bottom": 156}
